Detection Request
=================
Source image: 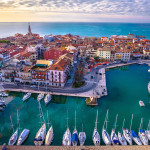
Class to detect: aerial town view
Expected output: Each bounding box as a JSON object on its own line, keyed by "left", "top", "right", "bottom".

{"left": 0, "top": 0, "right": 150, "bottom": 150}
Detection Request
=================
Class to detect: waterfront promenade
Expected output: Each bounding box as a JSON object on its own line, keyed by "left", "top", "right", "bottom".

{"left": 0, "top": 145, "right": 150, "bottom": 150}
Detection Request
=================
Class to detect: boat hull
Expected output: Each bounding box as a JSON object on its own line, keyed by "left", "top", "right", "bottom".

{"left": 8, "top": 129, "right": 18, "bottom": 145}
{"left": 45, "top": 126, "right": 53, "bottom": 146}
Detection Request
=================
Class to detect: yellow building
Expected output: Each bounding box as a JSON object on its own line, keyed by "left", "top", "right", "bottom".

{"left": 97, "top": 48, "right": 111, "bottom": 60}
{"left": 36, "top": 60, "right": 52, "bottom": 66}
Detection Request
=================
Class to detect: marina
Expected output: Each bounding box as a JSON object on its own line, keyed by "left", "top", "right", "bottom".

{"left": 0, "top": 64, "right": 150, "bottom": 146}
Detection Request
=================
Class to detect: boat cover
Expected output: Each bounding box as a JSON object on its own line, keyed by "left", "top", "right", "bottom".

{"left": 72, "top": 133, "right": 78, "bottom": 142}
{"left": 140, "top": 129, "right": 145, "bottom": 133}
{"left": 113, "top": 140, "right": 119, "bottom": 144}
{"left": 132, "top": 130, "right": 138, "bottom": 138}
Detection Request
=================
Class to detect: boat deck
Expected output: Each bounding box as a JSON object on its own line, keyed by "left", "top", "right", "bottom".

{"left": 0, "top": 146, "right": 150, "bottom": 150}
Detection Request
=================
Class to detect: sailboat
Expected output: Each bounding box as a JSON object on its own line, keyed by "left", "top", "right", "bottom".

{"left": 37, "top": 93, "right": 45, "bottom": 101}
{"left": 138, "top": 118, "right": 148, "bottom": 145}
{"left": 92, "top": 110, "right": 100, "bottom": 146}
{"left": 44, "top": 94, "right": 52, "bottom": 105}
{"left": 17, "top": 110, "right": 30, "bottom": 145}
{"left": 130, "top": 114, "right": 142, "bottom": 145}
{"left": 79, "top": 123, "right": 86, "bottom": 146}
{"left": 8, "top": 115, "right": 18, "bottom": 145}
{"left": 34, "top": 102, "right": 46, "bottom": 146}
{"left": 118, "top": 118, "right": 127, "bottom": 145}
{"left": 72, "top": 111, "right": 78, "bottom": 146}
{"left": 110, "top": 114, "right": 119, "bottom": 145}
{"left": 102, "top": 109, "right": 111, "bottom": 145}
{"left": 146, "top": 120, "right": 150, "bottom": 140}
{"left": 22, "top": 93, "right": 31, "bottom": 101}
{"left": 45, "top": 110, "right": 54, "bottom": 146}
{"left": 62, "top": 111, "right": 71, "bottom": 146}
{"left": 123, "top": 115, "right": 133, "bottom": 145}
{"left": 148, "top": 82, "right": 150, "bottom": 93}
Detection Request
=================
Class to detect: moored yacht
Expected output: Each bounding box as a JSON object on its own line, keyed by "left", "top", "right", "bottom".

{"left": 62, "top": 111, "right": 71, "bottom": 146}
{"left": 79, "top": 124, "right": 86, "bottom": 146}
{"left": 0, "top": 92, "right": 8, "bottom": 97}
{"left": 17, "top": 129, "right": 30, "bottom": 145}
{"left": 22, "top": 93, "right": 31, "bottom": 101}
{"left": 92, "top": 110, "right": 100, "bottom": 146}
{"left": 131, "top": 130, "right": 142, "bottom": 145}
{"left": 8, "top": 129, "right": 18, "bottom": 145}
{"left": 138, "top": 118, "right": 148, "bottom": 145}
{"left": 139, "top": 100, "right": 145, "bottom": 107}
{"left": 44, "top": 94, "right": 52, "bottom": 105}
{"left": 45, "top": 126, "right": 53, "bottom": 146}
{"left": 123, "top": 129, "right": 132, "bottom": 145}
{"left": 37, "top": 93, "right": 44, "bottom": 101}
{"left": 34, "top": 123, "right": 46, "bottom": 146}
{"left": 111, "top": 114, "right": 119, "bottom": 145}
{"left": 72, "top": 111, "right": 78, "bottom": 146}
{"left": 102, "top": 109, "right": 111, "bottom": 145}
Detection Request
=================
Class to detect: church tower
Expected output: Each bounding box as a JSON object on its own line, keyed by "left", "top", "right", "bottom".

{"left": 28, "top": 23, "right": 32, "bottom": 35}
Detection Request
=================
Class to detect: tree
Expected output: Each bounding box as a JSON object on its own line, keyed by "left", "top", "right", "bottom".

{"left": 94, "top": 56, "right": 99, "bottom": 61}
{"left": 86, "top": 56, "right": 90, "bottom": 61}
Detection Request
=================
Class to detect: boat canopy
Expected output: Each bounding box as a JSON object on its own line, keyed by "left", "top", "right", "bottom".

{"left": 139, "top": 129, "right": 145, "bottom": 133}
{"left": 113, "top": 140, "right": 119, "bottom": 144}
{"left": 132, "top": 130, "right": 138, "bottom": 138}
{"left": 72, "top": 133, "right": 78, "bottom": 142}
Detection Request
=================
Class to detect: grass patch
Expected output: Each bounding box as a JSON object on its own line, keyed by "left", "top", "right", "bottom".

{"left": 72, "top": 81, "right": 85, "bottom": 88}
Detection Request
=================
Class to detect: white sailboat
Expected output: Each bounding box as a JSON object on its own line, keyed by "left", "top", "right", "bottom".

{"left": 37, "top": 93, "right": 45, "bottom": 101}
{"left": 45, "top": 110, "right": 54, "bottom": 146}
{"left": 146, "top": 120, "right": 150, "bottom": 141}
{"left": 110, "top": 114, "right": 119, "bottom": 145}
{"left": 148, "top": 82, "right": 150, "bottom": 93}
{"left": 72, "top": 111, "right": 78, "bottom": 146}
{"left": 102, "top": 109, "right": 111, "bottom": 145}
{"left": 8, "top": 115, "right": 18, "bottom": 145}
{"left": 79, "top": 123, "right": 86, "bottom": 146}
{"left": 138, "top": 118, "right": 148, "bottom": 145}
{"left": 123, "top": 115, "right": 133, "bottom": 145}
{"left": 34, "top": 102, "right": 46, "bottom": 146}
{"left": 118, "top": 118, "right": 127, "bottom": 145}
{"left": 130, "top": 114, "right": 142, "bottom": 145}
{"left": 22, "top": 93, "right": 31, "bottom": 101}
{"left": 62, "top": 111, "right": 71, "bottom": 146}
{"left": 92, "top": 110, "right": 100, "bottom": 146}
{"left": 44, "top": 94, "right": 52, "bottom": 105}
{"left": 17, "top": 129, "right": 30, "bottom": 145}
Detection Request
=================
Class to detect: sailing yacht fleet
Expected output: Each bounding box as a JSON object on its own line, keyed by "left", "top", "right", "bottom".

{"left": 6, "top": 108, "right": 150, "bottom": 146}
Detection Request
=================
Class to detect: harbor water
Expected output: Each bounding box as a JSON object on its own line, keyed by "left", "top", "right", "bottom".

{"left": 0, "top": 64, "right": 150, "bottom": 145}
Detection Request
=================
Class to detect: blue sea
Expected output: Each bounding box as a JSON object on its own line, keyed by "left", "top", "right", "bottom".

{"left": 0, "top": 22, "right": 150, "bottom": 38}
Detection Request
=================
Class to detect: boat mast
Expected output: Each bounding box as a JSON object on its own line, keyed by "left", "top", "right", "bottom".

{"left": 47, "top": 110, "right": 50, "bottom": 128}
{"left": 130, "top": 114, "right": 133, "bottom": 132}
{"left": 114, "top": 114, "right": 118, "bottom": 132}
{"left": 67, "top": 110, "right": 68, "bottom": 129}
{"left": 17, "top": 109, "right": 21, "bottom": 133}
{"left": 105, "top": 109, "right": 109, "bottom": 130}
{"left": 10, "top": 115, "right": 14, "bottom": 133}
{"left": 95, "top": 110, "right": 98, "bottom": 130}
{"left": 75, "top": 111, "right": 76, "bottom": 130}
{"left": 139, "top": 118, "right": 143, "bottom": 130}
{"left": 147, "top": 120, "right": 150, "bottom": 131}
{"left": 122, "top": 118, "right": 125, "bottom": 133}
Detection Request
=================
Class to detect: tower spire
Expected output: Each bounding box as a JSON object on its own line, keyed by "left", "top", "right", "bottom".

{"left": 28, "top": 23, "right": 32, "bottom": 34}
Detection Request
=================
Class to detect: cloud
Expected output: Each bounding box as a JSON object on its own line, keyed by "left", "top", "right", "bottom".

{"left": 0, "top": 0, "right": 150, "bottom": 22}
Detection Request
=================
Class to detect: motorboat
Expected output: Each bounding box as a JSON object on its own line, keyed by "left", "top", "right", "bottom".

{"left": 8, "top": 129, "right": 18, "bottom": 145}
{"left": 102, "top": 110, "right": 111, "bottom": 145}
{"left": 17, "top": 129, "right": 30, "bottom": 145}
{"left": 34, "top": 123, "right": 46, "bottom": 146}
{"left": 123, "top": 129, "right": 132, "bottom": 145}
{"left": 148, "top": 82, "right": 150, "bottom": 93}
{"left": 22, "top": 93, "right": 31, "bottom": 101}
{"left": 37, "top": 93, "right": 44, "bottom": 101}
{"left": 148, "top": 69, "right": 150, "bottom": 73}
{"left": 131, "top": 130, "right": 142, "bottom": 145}
{"left": 79, "top": 132, "right": 86, "bottom": 146}
{"left": 62, "top": 111, "right": 71, "bottom": 146}
{"left": 0, "top": 92, "right": 8, "bottom": 97}
{"left": 72, "top": 111, "right": 78, "bottom": 146}
{"left": 0, "top": 100, "right": 5, "bottom": 107}
{"left": 45, "top": 126, "right": 53, "bottom": 146}
{"left": 138, "top": 118, "right": 148, "bottom": 145}
{"left": 92, "top": 110, "right": 100, "bottom": 146}
{"left": 118, "top": 131, "right": 127, "bottom": 145}
{"left": 139, "top": 100, "right": 145, "bottom": 107}
{"left": 44, "top": 94, "right": 52, "bottom": 105}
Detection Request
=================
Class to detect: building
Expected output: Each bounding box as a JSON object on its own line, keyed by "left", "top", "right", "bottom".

{"left": 115, "top": 52, "right": 131, "bottom": 61}
{"left": 48, "top": 58, "right": 72, "bottom": 87}
{"left": 0, "top": 49, "right": 10, "bottom": 63}
{"left": 143, "top": 50, "right": 150, "bottom": 57}
{"left": 97, "top": 47, "right": 111, "bottom": 60}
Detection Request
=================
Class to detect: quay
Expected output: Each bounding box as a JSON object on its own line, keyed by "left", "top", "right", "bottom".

{"left": 0, "top": 145, "right": 150, "bottom": 150}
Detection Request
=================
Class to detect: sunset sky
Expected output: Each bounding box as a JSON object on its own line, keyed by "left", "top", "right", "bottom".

{"left": 0, "top": 0, "right": 150, "bottom": 22}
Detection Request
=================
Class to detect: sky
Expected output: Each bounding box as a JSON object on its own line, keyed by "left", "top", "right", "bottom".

{"left": 0, "top": 0, "right": 150, "bottom": 22}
